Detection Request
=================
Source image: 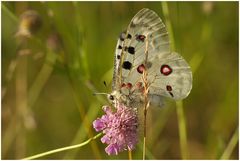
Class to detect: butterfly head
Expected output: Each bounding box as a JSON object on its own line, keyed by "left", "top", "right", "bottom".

{"left": 94, "top": 90, "right": 123, "bottom": 105}
{"left": 107, "top": 90, "right": 123, "bottom": 104}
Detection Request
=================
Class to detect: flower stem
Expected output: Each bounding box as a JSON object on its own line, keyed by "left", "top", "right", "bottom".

{"left": 220, "top": 127, "right": 239, "bottom": 159}
{"left": 142, "top": 137, "right": 146, "bottom": 159}
{"left": 21, "top": 133, "right": 102, "bottom": 160}
{"left": 128, "top": 149, "right": 132, "bottom": 160}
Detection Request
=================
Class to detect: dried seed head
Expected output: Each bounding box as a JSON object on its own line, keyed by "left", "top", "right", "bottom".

{"left": 202, "top": 2, "right": 214, "bottom": 15}
{"left": 16, "top": 10, "right": 42, "bottom": 38}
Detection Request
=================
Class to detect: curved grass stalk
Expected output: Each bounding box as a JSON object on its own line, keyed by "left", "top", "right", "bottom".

{"left": 22, "top": 133, "right": 102, "bottom": 160}
{"left": 220, "top": 127, "right": 239, "bottom": 159}
{"left": 28, "top": 51, "right": 57, "bottom": 108}
{"left": 60, "top": 65, "right": 102, "bottom": 159}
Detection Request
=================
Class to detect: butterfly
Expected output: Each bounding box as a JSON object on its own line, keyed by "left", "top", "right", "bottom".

{"left": 107, "top": 8, "right": 192, "bottom": 108}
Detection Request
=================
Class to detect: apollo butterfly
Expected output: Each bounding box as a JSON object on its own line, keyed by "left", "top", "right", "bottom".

{"left": 107, "top": 8, "right": 192, "bottom": 108}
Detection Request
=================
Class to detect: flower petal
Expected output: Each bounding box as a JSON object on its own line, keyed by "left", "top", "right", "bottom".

{"left": 105, "top": 144, "right": 119, "bottom": 155}
{"left": 93, "top": 104, "right": 138, "bottom": 155}
{"left": 93, "top": 118, "right": 105, "bottom": 132}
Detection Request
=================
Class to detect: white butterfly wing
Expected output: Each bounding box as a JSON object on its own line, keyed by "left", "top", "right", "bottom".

{"left": 148, "top": 52, "right": 192, "bottom": 100}
{"left": 112, "top": 8, "right": 192, "bottom": 107}
{"left": 112, "top": 8, "right": 170, "bottom": 88}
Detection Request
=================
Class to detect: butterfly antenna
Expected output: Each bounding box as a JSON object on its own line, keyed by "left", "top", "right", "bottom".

{"left": 103, "top": 81, "right": 107, "bottom": 88}
{"left": 93, "top": 92, "right": 108, "bottom": 96}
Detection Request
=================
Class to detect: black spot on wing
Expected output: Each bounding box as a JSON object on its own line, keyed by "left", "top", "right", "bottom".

{"left": 166, "top": 85, "right": 172, "bottom": 91}
{"left": 127, "top": 33, "right": 132, "bottom": 39}
{"left": 127, "top": 46, "right": 135, "bottom": 54}
{"left": 124, "top": 46, "right": 135, "bottom": 55}
{"left": 169, "top": 92, "right": 174, "bottom": 97}
{"left": 122, "top": 61, "right": 132, "bottom": 70}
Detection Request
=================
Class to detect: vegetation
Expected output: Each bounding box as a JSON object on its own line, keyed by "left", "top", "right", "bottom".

{"left": 2, "top": 1, "right": 238, "bottom": 159}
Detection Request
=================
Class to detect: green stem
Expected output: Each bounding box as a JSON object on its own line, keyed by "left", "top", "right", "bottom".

{"left": 128, "top": 149, "right": 132, "bottom": 160}
{"left": 176, "top": 101, "right": 188, "bottom": 159}
{"left": 28, "top": 51, "right": 57, "bottom": 108}
{"left": 22, "top": 133, "right": 102, "bottom": 160}
{"left": 138, "top": 140, "right": 156, "bottom": 159}
{"left": 143, "top": 137, "right": 146, "bottom": 159}
{"left": 162, "top": 2, "right": 175, "bottom": 51}
{"left": 162, "top": 2, "right": 189, "bottom": 159}
{"left": 1, "top": 3, "right": 18, "bottom": 23}
{"left": 220, "top": 127, "right": 239, "bottom": 159}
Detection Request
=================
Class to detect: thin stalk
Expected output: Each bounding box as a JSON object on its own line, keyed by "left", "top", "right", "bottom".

{"left": 15, "top": 55, "right": 28, "bottom": 158}
{"left": 22, "top": 133, "right": 102, "bottom": 160}
{"left": 1, "top": 4, "right": 18, "bottom": 23}
{"left": 161, "top": 2, "right": 175, "bottom": 51}
{"left": 2, "top": 57, "right": 18, "bottom": 99}
{"left": 73, "top": 2, "right": 90, "bottom": 80}
{"left": 128, "top": 150, "right": 132, "bottom": 160}
{"left": 63, "top": 79, "right": 107, "bottom": 159}
{"left": 220, "top": 127, "right": 239, "bottom": 159}
{"left": 142, "top": 36, "right": 150, "bottom": 160}
{"left": 162, "top": 2, "right": 189, "bottom": 159}
{"left": 63, "top": 64, "right": 102, "bottom": 159}
{"left": 28, "top": 51, "right": 57, "bottom": 108}
{"left": 176, "top": 101, "right": 188, "bottom": 159}
{"left": 142, "top": 137, "right": 146, "bottom": 159}
{"left": 137, "top": 140, "right": 156, "bottom": 159}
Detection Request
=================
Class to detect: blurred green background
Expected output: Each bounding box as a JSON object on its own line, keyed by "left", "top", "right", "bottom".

{"left": 1, "top": 1, "right": 238, "bottom": 159}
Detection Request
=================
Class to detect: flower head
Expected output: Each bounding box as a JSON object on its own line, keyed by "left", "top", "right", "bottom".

{"left": 16, "top": 10, "right": 42, "bottom": 38}
{"left": 93, "top": 104, "right": 138, "bottom": 155}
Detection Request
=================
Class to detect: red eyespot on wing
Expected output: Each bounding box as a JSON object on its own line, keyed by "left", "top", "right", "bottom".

{"left": 136, "top": 34, "right": 146, "bottom": 42}
{"left": 121, "top": 83, "right": 126, "bottom": 88}
{"left": 137, "top": 64, "right": 145, "bottom": 74}
{"left": 126, "top": 83, "right": 132, "bottom": 89}
{"left": 160, "top": 64, "right": 172, "bottom": 76}
{"left": 135, "top": 82, "right": 143, "bottom": 88}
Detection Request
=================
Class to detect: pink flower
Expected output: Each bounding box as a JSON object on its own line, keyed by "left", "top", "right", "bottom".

{"left": 93, "top": 104, "right": 138, "bottom": 155}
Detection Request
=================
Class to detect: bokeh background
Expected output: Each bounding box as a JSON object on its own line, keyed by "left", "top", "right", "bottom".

{"left": 1, "top": 1, "right": 238, "bottom": 159}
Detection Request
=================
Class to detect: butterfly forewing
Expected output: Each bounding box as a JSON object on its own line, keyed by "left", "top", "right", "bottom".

{"left": 112, "top": 8, "right": 170, "bottom": 87}
{"left": 112, "top": 8, "right": 192, "bottom": 107}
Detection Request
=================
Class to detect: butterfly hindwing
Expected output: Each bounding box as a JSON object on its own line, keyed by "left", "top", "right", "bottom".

{"left": 112, "top": 8, "right": 192, "bottom": 107}
{"left": 147, "top": 52, "right": 192, "bottom": 100}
